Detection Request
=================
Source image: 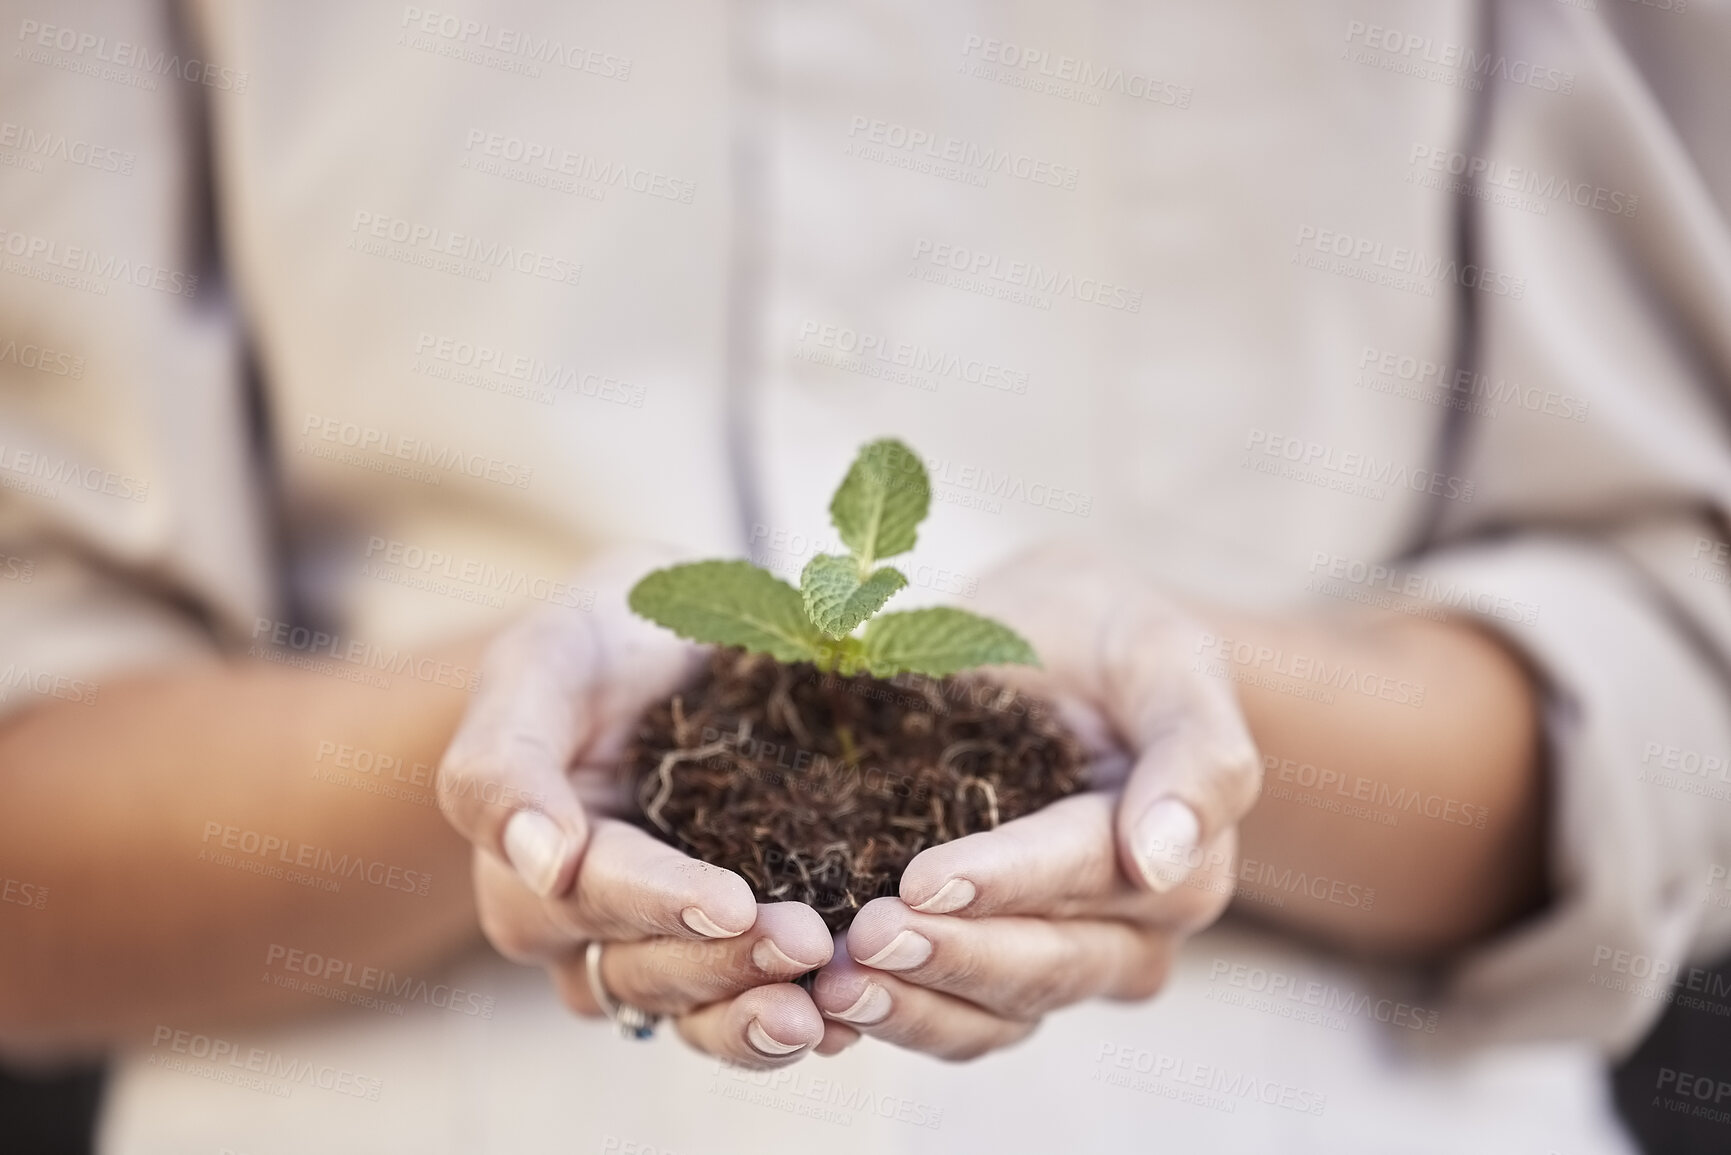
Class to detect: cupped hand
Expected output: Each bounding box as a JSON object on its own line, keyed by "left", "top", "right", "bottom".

{"left": 810, "top": 542, "right": 1261, "bottom": 1059}
{"left": 437, "top": 547, "right": 852, "bottom": 1066}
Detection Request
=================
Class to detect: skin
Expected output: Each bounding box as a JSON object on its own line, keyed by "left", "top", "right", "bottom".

{"left": 0, "top": 551, "right": 847, "bottom": 1067}
{"left": 0, "top": 649, "right": 481, "bottom": 1055}
{"left": 1217, "top": 607, "right": 1546, "bottom": 956}
{"left": 0, "top": 544, "right": 1543, "bottom": 1067}
{"left": 808, "top": 545, "right": 1545, "bottom": 1058}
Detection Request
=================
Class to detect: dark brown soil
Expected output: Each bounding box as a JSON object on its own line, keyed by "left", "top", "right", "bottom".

{"left": 622, "top": 648, "right": 1085, "bottom": 932}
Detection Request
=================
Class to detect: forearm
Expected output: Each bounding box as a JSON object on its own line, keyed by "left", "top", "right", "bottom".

{"left": 1202, "top": 608, "right": 1547, "bottom": 958}
{"left": 0, "top": 649, "right": 483, "bottom": 1057}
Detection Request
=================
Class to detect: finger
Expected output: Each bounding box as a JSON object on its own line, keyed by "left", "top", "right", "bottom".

{"left": 473, "top": 848, "right": 579, "bottom": 964}
{"left": 562, "top": 819, "right": 757, "bottom": 942}
{"left": 813, "top": 933, "right": 861, "bottom": 1055}
{"left": 1107, "top": 611, "right": 1261, "bottom": 894}
{"left": 809, "top": 951, "right": 1035, "bottom": 1062}
{"left": 438, "top": 544, "right": 701, "bottom": 900}
{"left": 814, "top": 1020, "right": 861, "bottom": 1056}
{"left": 973, "top": 548, "right": 1261, "bottom": 896}
{"left": 899, "top": 792, "right": 1128, "bottom": 919}
{"left": 675, "top": 984, "right": 825, "bottom": 1068}
{"left": 437, "top": 607, "right": 601, "bottom": 898}
{"left": 471, "top": 819, "right": 758, "bottom": 967}
{"left": 568, "top": 902, "right": 831, "bottom": 1016}
{"left": 845, "top": 899, "right": 1171, "bottom": 1018}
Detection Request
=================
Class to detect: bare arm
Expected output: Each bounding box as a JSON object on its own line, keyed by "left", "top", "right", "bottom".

{"left": 0, "top": 650, "right": 483, "bottom": 1057}
{"left": 1218, "top": 608, "right": 1548, "bottom": 958}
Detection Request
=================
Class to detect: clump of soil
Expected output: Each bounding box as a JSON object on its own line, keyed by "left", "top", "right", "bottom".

{"left": 623, "top": 648, "right": 1085, "bottom": 932}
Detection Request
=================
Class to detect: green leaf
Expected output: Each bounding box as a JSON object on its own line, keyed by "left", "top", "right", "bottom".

{"left": 857, "top": 608, "right": 1039, "bottom": 678}
{"left": 829, "top": 438, "right": 930, "bottom": 568}
{"left": 800, "top": 554, "right": 908, "bottom": 639}
{"left": 628, "top": 561, "right": 824, "bottom": 663}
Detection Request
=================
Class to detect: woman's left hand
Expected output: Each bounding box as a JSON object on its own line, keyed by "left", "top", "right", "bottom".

{"left": 808, "top": 543, "right": 1261, "bottom": 1059}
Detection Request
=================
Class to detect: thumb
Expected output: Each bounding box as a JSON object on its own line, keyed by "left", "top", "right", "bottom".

{"left": 1108, "top": 617, "right": 1263, "bottom": 895}
{"left": 438, "top": 607, "right": 600, "bottom": 899}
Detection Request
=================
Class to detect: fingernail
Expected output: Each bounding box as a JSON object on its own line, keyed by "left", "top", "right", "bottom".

{"left": 682, "top": 907, "right": 743, "bottom": 939}
{"left": 502, "top": 810, "right": 568, "bottom": 898}
{"left": 832, "top": 983, "right": 891, "bottom": 1026}
{"left": 858, "top": 930, "right": 932, "bottom": 972}
{"left": 751, "top": 938, "right": 810, "bottom": 973}
{"left": 747, "top": 1020, "right": 807, "bottom": 1056}
{"left": 910, "top": 878, "right": 975, "bottom": 914}
{"left": 1132, "top": 798, "right": 1201, "bottom": 893}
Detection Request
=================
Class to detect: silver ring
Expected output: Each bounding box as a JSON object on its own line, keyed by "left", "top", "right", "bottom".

{"left": 585, "top": 940, "right": 661, "bottom": 1041}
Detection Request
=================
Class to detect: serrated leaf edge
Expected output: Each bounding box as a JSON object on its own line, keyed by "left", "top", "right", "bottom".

{"left": 628, "top": 562, "right": 823, "bottom": 660}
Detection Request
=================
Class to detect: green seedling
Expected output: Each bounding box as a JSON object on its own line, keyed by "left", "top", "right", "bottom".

{"left": 628, "top": 438, "right": 1037, "bottom": 678}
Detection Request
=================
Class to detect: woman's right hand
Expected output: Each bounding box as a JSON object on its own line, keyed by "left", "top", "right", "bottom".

{"left": 436, "top": 548, "right": 852, "bottom": 1066}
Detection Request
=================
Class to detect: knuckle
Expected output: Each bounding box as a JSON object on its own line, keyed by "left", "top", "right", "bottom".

{"left": 609, "top": 958, "right": 675, "bottom": 1011}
